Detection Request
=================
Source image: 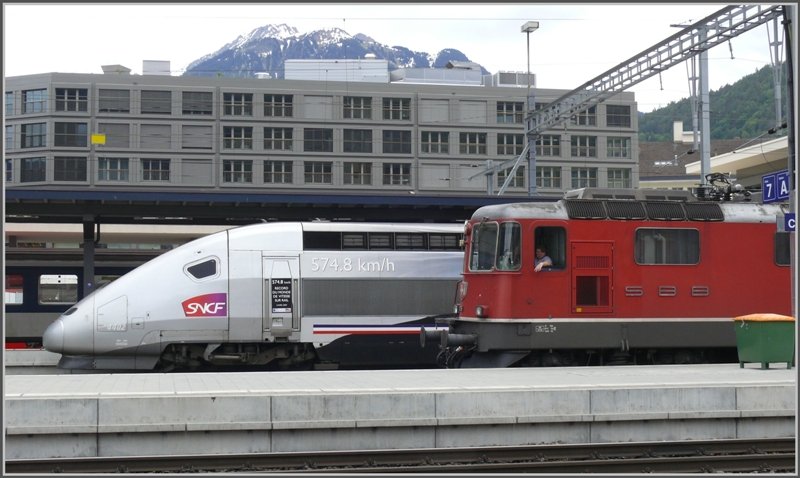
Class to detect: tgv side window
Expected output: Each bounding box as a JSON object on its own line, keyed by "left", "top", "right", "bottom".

{"left": 635, "top": 228, "right": 699, "bottom": 265}
{"left": 185, "top": 257, "right": 219, "bottom": 281}
{"left": 469, "top": 222, "right": 498, "bottom": 271}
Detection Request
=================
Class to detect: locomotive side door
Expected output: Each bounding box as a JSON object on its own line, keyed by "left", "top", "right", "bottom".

{"left": 263, "top": 257, "right": 300, "bottom": 339}
{"left": 570, "top": 241, "right": 613, "bottom": 314}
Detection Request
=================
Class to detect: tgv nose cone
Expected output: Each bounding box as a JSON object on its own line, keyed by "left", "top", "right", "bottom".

{"left": 42, "top": 319, "right": 64, "bottom": 354}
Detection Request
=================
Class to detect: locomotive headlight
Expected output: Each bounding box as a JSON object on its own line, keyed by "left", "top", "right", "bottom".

{"left": 475, "top": 305, "right": 488, "bottom": 319}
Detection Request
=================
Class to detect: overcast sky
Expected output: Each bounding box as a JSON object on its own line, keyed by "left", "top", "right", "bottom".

{"left": 2, "top": 3, "right": 790, "bottom": 112}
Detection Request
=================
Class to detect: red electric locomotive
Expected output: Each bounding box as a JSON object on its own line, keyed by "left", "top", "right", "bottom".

{"left": 425, "top": 187, "right": 793, "bottom": 368}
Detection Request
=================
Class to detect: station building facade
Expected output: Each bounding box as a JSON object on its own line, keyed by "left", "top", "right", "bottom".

{"left": 5, "top": 63, "right": 639, "bottom": 199}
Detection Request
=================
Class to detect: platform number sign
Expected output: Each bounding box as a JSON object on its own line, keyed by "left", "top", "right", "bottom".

{"left": 762, "top": 170, "right": 790, "bottom": 204}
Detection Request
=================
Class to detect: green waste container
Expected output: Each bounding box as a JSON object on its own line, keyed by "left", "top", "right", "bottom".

{"left": 734, "top": 313, "right": 795, "bottom": 369}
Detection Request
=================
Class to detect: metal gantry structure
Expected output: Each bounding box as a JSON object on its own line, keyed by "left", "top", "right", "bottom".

{"left": 493, "top": 4, "right": 787, "bottom": 195}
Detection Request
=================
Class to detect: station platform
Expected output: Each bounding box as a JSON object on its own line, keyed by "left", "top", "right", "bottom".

{"left": 5, "top": 364, "right": 796, "bottom": 459}
{"left": 4, "top": 349, "right": 62, "bottom": 374}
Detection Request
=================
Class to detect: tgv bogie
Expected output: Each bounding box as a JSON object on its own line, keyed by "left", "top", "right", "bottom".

{"left": 44, "top": 222, "right": 464, "bottom": 371}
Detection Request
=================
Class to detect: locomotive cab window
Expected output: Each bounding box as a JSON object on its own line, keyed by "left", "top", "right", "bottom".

{"left": 534, "top": 226, "right": 566, "bottom": 269}
{"left": 496, "top": 223, "right": 521, "bottom": 271}
{"left": 635, "top": 228, "right": 699, "bottom": 265}
{"left": 185, "top": 257, "right": 219, "bottom": 280}
{"left": 468, "top": 222, "right": 520, "bottom": 271}
{"left": 469, "top": 222, "right": 498, "bottom": 271}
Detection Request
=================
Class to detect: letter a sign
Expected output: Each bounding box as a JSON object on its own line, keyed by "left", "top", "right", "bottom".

{"left": 763, "top": 170, "right": 790, "bottom": 203}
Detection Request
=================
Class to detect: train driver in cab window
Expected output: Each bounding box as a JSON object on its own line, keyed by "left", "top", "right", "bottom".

{"left": 534, "top": 246, "right": 553, "bottom": 272}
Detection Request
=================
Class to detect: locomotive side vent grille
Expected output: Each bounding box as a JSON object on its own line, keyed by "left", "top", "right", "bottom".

{"left": 606, "top": 201, "right": 647, "bottom": 220}
{"left": 564, "top": 200, "right": 607, "bottom": 219}
{"left": 645, "top": 201, "right": 686, "bottom": 221}
{"left": 684, "top": 202, "right": 725, "bottom": 221}
{"left": 576, "top": 256, "right": 609, "bottom": 268}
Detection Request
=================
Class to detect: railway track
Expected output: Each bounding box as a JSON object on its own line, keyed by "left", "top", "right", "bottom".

{"left": 7, "top": 438, "right": 794, "bottom": 473}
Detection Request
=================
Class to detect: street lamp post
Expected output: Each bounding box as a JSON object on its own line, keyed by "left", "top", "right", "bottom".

{"left": 521, "top": 21, "right": 539, "bottom": 196}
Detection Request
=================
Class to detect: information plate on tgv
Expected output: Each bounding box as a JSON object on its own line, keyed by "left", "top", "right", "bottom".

{"left": 762, "top": 170, "right": 790, "bottom": 203}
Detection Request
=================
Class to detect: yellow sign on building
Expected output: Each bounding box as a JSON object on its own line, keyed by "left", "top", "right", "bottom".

{"left": 91, "top": 133, "right": 106, "bottom": 145}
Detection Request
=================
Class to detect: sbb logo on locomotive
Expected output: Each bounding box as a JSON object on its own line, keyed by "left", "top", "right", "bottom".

{"left": 182, "top": 293, "right": 228, "bottom": 317}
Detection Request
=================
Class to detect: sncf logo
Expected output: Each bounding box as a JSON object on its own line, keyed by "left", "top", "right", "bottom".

{"left": 182, "top": 293, "right": 227, "bottom": 317}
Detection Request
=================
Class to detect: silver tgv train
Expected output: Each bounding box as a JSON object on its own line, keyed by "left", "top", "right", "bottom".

{"left": 43, "top": 222, "right": 464, "bottom": 371}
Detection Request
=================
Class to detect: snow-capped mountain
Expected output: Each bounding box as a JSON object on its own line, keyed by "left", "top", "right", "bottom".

{"left": 182, "top": 23, "right": 488, "bottom": 78}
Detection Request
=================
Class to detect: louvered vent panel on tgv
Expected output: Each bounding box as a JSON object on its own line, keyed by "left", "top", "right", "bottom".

{"left": 564, "top": 200, "right": 606, "bottom": 219}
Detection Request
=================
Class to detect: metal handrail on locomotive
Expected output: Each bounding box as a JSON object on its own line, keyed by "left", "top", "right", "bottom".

{"left": 422, "top": 186, "right": 792, "bottom": 368}
{"left": 41, "top": 222, "right": 464, "bottom": 371}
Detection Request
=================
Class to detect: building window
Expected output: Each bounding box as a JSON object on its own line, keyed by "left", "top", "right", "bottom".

{"left": 223, "top": 126, "right": 253, "bottom": 149}
{"left": 54, "top": 122, "right": 88, "bottom": 147}
{"left": 141, "top": 90, "right": 172, "bottom": 114}
{"left": 421, "top": 131, "right": 449, "bottom": 154}
{"left": 182, "top": 91, "right": 213, "bottom": 115}
{"left": 344, "top": 129, "right": 373, "bottom": 153}
{"left": 535, "top": 135, "right": 560, "bottom": 157}
{"left": 98, "top": 89, "right": 130, "bottom": 113}
{"left": 140, "top": 124, "right": 171, "bottom": 149}
{"left": 97, "top": 123, "right": 130, "bottom": 148}
{"left": 264, "top": 160, "right": 293, "bottom": 184}
{"left": 382, "top": 130, "right": 411, "bottom": 154}
{"left": 21, "top": 123, "right": 46, "bottom": 148}
{"left": 536, "top": 166, "right": 562, "bottom": 189}
{"left": 98, "top": 157, "right": 129, "bottom": 181}
{"left": 606, "top": 105, "right": 631, "bottom": 128}
{"left": 304, "top": 161, "right": 332, "bottom": 184}
{"left": 497, "top": 101, "right": 524, "bottom": 124}
{"left": 142, "top": 159, "right": 171, "bottom": 181}
{"left": 571, "top": 135, "right": 597, "bottom": 157}
{"left": 55, "top": 88, "right": 88, "bottom": 112}
{"left": 264, "top": 127, "right": 293, "bottom": 151}
{"left": 20, "top": 157, "right": 46, "bottom": 182}
{"left": 383, "top": 98, "right": 410, "bottom": 120}
{"left": 571, "top": 167, "right": 598, "bottom": 188}
{"left": 459, "top": 132, "right": 487, "bottom": 154}
{"left": 344, "top": 162, "right": 372, "bottom": 185}
{"left": 344, "top": 96, "right": 372, "bottom": 119}
{"left": 6, "top": 91, "right": 13, "bottom": 115}
{"left": 6, "top": 125, "right": 14, "bottom": 150}
{"left": 23, "top": 89, "right": 47, "bottom": 114}
{"left": 607, "top": 168, "right": 631, "bottom": 188}
{"left": 606, "top": 136, "right": 631, "bottom": 158}
{"left": 264, "top": 94, "right": 293, "bottom": 117}
{"left": 570, "top": 106, "right": 596, "bottom": 126}
{"left": 497, "top": 133, "right": 524, "bottom": 155}
{"left": 223, "top": 92, "right": 253, "bottom": 116}
{"left": 222, "top": 159, "right": 253, "bottom": 183}
{"left": 497, "top": 165, "right": 525, "bottom": 188}
{"left": 383, "top": 163, "right": 410, "bottom": 185}
{"left": 303, "top": 128, "right": 333, "bottom": 152}
{"left": 635, "top": 228, "right": 699, "bottom": 265}
{"left": 182, "top": 125, "right": 213, "bottom": 149}
{"left": 54, "top": 156, "right": 87, "bottom": 181}
{"left": 5, "top": 158, "right": 12, "bottom": 182}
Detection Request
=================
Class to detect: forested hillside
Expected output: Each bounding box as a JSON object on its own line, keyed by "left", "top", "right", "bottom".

{"left": 638, "top": 64, "right": 788, "bottom": 141}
